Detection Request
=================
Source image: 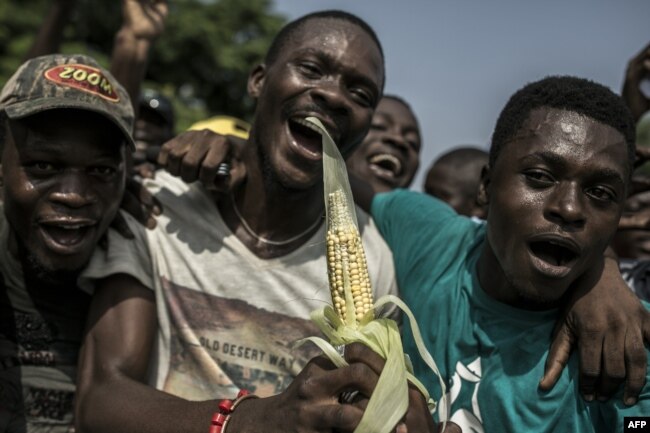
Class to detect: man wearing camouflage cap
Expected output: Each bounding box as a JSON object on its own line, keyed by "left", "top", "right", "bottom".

{"left": 0, "top": 53, "right": 133, "bottom": 432}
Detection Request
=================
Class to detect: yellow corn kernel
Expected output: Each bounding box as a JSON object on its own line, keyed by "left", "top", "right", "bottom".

{"left": 326, "top": 189, "right": 374, "bottom": 323}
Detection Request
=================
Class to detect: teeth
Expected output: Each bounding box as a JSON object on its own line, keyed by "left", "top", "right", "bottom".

{"left": 369, "top": 154, "right": 402, "bottom": 175}
{"left": 296, "top": 118, "right": 325, "bottom": 134}
{"left": 43, "top": 223, "right": 91, "bottom": 230}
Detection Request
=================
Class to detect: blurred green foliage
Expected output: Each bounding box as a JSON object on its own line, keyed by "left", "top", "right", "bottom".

{"left": 0, "top": 0, "right": 286, "bottom": 131}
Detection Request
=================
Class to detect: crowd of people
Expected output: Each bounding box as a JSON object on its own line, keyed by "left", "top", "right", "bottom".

{"left": 1, "top": 1, "right": 650, "bottom": 432}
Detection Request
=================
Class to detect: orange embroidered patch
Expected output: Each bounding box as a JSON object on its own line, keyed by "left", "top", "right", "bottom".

{"left": 44, "top": 64, "right": 119, "bottom": 102}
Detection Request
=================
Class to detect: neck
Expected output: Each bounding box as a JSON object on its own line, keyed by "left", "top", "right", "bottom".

{"left": 476, "top": 239, "right": 559, "bottom": 311}
{"left": 218, "top": 142, "right": 325, "bottom": 256}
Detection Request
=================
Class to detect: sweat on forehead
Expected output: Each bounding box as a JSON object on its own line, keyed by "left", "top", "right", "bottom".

{"left": 264, "top": 10, "right": 385, "bottom": 68}
{"left": 489, "top": 76, "right": 636, "bottom": 172}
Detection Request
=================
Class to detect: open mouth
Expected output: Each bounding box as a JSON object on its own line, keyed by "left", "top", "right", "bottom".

{"left": 39, "top": 221, "right": 96, "bottom": 254}
{"left": 288, "top": 118, "right": 325, "bottom": 158}
{"left": 528, "top": 237, "right": 579, "bottom": 276}
{"left": 368, "top": 154, "right": 403, "bottom": 180}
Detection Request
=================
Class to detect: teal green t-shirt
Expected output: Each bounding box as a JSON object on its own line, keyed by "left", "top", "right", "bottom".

{"left": 371, "top": 189, "right": 650, "bottom": 433}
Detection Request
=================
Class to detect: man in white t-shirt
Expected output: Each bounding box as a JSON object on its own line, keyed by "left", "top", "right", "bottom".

{"left": 74, "top": 10, "right": 454, "bottom": 433}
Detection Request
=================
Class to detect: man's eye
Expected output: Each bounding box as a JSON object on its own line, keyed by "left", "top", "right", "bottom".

{"left": 89, "top": 166, "right": 116, "bottom": 176}
{"left": 407, "top": 140, "right": 421, "bottom": 152}
{"left": 298, "top": 62, "right": 322, "bottom": 78}
{"left": 370, "top": 122, "right": 386, "bottom": 131}
{"left": 523, "top": 170, "right": 554, "bottom": 185}
{"left": 586, "top": 186, "right": 615, "bottom": 202}
{"left": 350, "top": 88, "right": 373, "bottom": 107}
{"left": 405, "top": 135, "right": 421, "bottom": 151}
{"left": 30, "top": 162, "right": 56, "bottom": 172}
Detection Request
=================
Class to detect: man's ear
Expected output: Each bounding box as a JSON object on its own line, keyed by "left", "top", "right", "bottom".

{"left": 477, "top": 164, "right": 491, "bottom": 206}
{"left": 247, "top": 64, "right": 267, "bottom": 99}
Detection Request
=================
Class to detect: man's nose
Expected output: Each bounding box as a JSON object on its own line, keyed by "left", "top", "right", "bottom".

{"left": 48, "top": 171, "right": 97, "bottom": 208}
{"left": 382, "top": 128, "right": 409, "bottom": 152}
{"left": 545, "top": 182, "right": 586, "bottom": 229}
{"left": 312, "top": 81, "right": 351, "bottom": 116}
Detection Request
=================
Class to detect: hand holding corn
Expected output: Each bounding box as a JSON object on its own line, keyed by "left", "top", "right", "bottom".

{"left": 294, "top": 117, "right": 448, "bottom": 433}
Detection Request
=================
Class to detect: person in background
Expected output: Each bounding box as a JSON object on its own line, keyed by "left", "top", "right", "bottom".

{"left": 423, "top": 147, "right": 488, "bottom": 219}
{"left": 345, "top": 95, "right": 421, "bottom": 194}
{"left": 133, "top": 88, "right": 175, "bottom": 175}
{"left": 622, "top": 41, "right": 650, "bottom": 123}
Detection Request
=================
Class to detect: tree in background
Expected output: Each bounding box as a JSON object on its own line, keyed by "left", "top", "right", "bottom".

{"left": 0, "top": 0, "right": 286, "bottom": 131}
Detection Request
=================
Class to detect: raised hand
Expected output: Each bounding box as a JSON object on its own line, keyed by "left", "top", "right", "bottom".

{"left": 121, "top": 0, "right": 169, "bottom": 41}
{"left": 622, "top": 42, "right": 650, "bottom": 122}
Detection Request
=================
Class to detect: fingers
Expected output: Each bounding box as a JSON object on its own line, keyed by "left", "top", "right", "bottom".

{"left": 199, "top": 142, "right": 230, "bottom": 190}
{"left": 578, "top": 332, "right": 604, "bottom": 402}
{"left": 159, "top": 130, "right": 237, "bottom": 191}
{"left": 618, "top": 212, "right": 650, "bottom": 231}
{"left": 120, "top": 179, "right": 161, "bottom": 229}
{"left": 296, "top": 354, "right": 380, "bottom": 402}
{"left": 132, "top": 162, "right": 157, "bottom": 179}
{"left": 539, "top": 326, "right": 574, "bottom": 391}
{"left": 623, "top": 327, "right": 647, "bottom": 406}
{"left": 634, "top": 151, "right": 650, "bottom": 170}
{"left": 630, "top": 175, "right": 650, "bottom": 195}
{"left": 127, "top": 177, "right": 162, "bottom": 215}
{"left": 438, "top": 421, "right": 462, "bottom": 433}
{"left": 597, "top": 327, "right": 626, "bottom": 400}
{"left": 343, "top": 342, "right": 386, "bottom": 376}
{"left": 308, "top": 403, "right": 364, "bottom": 432}
{"left": 179, "top": 140, "right": 209, "bottom": 183}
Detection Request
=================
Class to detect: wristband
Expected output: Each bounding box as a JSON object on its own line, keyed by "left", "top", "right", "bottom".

{"left": 209, "top": 389, "right": 259, "bottom": 433}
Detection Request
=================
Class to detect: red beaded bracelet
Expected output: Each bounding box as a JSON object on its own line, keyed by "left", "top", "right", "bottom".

{"left": 209, "top": 389, "right": 259, "bottom": 433}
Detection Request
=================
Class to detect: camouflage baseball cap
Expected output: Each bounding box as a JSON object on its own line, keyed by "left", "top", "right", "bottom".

{"left": 0, "top": 53, "right": 135, "bottom": 149}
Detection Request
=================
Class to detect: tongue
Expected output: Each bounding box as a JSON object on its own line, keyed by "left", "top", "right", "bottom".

{"left": 290, "top": 121, "right": 322, "bottom": 154}
{"left": 43, "top": 226, "right": 89, "bottom": 246}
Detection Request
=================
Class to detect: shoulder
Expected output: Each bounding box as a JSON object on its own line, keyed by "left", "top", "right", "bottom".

{"left": 146, "top": 171, "right": 216, "bottom": 220}
{"left": 371, "top": 189, "right": 459, "bottom": 230}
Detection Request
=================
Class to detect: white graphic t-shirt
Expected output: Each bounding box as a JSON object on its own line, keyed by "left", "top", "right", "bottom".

{"left": 82, "top": 172, "right": 398, "bottom": 400}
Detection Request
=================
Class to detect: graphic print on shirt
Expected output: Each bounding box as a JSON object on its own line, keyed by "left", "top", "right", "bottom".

{"left": 443, "top": 357, "right": 484, "bottom": 433}
{"left": 161, "top": 278, "right": 322, "bottom": 399}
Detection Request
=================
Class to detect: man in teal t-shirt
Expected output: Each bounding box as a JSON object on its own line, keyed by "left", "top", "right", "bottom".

{"left": 371, "top": 76, "right": 649, "bottom": 432}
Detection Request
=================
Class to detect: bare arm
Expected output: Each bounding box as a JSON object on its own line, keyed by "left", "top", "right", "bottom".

{"left": 110, "top": 0, "right": 168, "bottom": 112}
{"left": 75, "top": 273, "right": 215, "bottom": 433}
{"left": 75, "top": 274, "right": 412, "bottom": 433}
{"left": 622, "top": 42, "right": 650, "bottom": 123}
{"left": 540, "top": 254, "right": 650, "bottom": 404}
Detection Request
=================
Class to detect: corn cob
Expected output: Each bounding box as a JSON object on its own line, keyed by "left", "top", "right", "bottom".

{"left": 296, "top": 116, "right": 444, "bottom": 433}
{"left": 326, "top": 189, "right": 374, "bottom": 323}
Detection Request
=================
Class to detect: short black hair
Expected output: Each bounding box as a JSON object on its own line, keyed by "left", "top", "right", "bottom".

{"left": 490, "top": 76, "right": 636, "bottom": 172}
{"left": 382, "top": 93, "right": 420, "bottom": 129}
{"left": 265, "top": 10, "right": 384, "bottom": 74}
{"left": 383, "top": 94, "right": 412, "bottom": 112}
{"left": 433, "top": 146, "right": 489, "bottom": 169}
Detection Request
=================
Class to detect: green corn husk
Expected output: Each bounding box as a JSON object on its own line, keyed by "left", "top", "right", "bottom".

{"left": 295, "top": 117, "right": 447, "bottom": 433}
